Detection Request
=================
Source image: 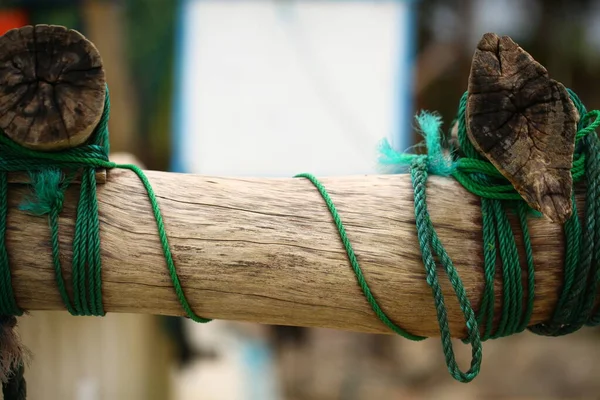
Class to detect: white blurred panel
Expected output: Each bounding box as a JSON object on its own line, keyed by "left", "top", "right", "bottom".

{"left": 177, "top": 0, "right": 412, "bottom": 177}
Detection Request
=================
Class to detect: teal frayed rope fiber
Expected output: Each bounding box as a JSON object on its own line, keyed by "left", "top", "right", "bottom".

{"left": 297, "top": 89, "right": 600, "bottom": 383}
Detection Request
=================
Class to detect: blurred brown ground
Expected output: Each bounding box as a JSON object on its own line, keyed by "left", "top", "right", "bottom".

{"left": 274, "top": 327, "right": 600, "bottom": 400}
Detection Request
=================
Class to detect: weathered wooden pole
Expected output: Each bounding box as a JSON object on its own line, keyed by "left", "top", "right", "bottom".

{"left": 8, "top": 169, "right": 573, "bottom": 338}
{"left": 0, "top": 25, "right": 579, "bottom": 340}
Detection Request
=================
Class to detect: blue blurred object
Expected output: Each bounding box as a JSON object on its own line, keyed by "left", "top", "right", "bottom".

{"left": 396, "top": 0, "right": 419, "bottom": 153}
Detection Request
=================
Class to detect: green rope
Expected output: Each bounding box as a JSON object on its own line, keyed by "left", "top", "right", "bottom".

{"left": 0, "top": 81, "right": 598, "bottom": 388}
{"left": 0, "top": 86, "right": 211, "bottom": 400}
{"left": 0, "top": 87, "right": 210, "bottom": 324}
{"left": 293, "top": 173, "right": 425, "bottom": 342}
{"left": 297, "top": 89, "right": 600, "bottom": 384}
{"left": 409, "top": 158, "right": 482, "bottom": 382}
{"left": 0, "top": 173, "right": 20, "bottom": 317}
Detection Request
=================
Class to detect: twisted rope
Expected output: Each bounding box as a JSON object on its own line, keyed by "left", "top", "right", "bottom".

{"left": 0, "top": 83, "right": 598, "bottom": 390}
{"left": 298, "top": 90, "right": 600, "bottom": 384}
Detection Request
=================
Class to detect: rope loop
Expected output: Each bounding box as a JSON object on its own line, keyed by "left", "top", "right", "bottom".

{"left": 368, "top": 89, "right": 600, "bottom": 382}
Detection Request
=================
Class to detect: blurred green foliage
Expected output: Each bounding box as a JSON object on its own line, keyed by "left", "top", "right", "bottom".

{"left": 122, "top": 0, "right": 178, "bottom": 170}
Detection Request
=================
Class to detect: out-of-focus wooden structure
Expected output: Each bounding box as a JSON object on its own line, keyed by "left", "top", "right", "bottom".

{"left": 18, "top": 312, "right": 172, "bottom": 400}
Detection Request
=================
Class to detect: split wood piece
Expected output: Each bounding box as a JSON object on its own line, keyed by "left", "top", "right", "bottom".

{"left": 0, "top": 25, "right": 106, "bottom": 151}
{"left": 467, "top": 33, "right": 579, "bottom": 224}
{"left": 449, "top": 108, "right": 581, "bottom": 156}
{"left": 5, "top": 169, "right": 594, "bottom": 338}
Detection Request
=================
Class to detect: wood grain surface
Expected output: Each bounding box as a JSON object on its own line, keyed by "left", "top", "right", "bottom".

{"left": 5, "top": 169, "right": 579, "bottom": 338}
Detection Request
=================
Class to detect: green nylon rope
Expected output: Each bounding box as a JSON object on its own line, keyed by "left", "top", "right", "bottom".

{"left": 0, "top": 88, "right": 210, "bottom": 324}
{"left": 298, "top": 89, "right": 600, "bottom": 383}
{"left": 0, "top": 84, "right": 599, "bottom": 386}
{"left": 293, "top": 173, "right": 425, "bottom": 342}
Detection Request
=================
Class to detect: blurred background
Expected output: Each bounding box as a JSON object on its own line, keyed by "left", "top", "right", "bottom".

{"left": 1, "top": 0, "right": 600, "bottom": 399}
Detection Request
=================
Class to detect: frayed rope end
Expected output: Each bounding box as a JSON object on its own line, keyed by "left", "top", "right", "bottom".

{"left": 376, "top": 138, "right": 419, "bottom": 174}
{"left": 377, "top": 111, "right": 456, "bottom": 176}
{"left": 0, "top": 316, "right": 31, "bottom": 385}
{"left": 19, "top": 169, "right": 64, "bottom": 216}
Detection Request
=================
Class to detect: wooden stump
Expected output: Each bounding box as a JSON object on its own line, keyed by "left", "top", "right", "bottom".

{"left": 0, "top": 25, "right": 106, "bottom": 151}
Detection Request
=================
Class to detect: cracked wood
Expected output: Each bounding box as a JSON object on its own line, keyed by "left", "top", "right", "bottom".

{"left": 4, "top": 169, "right": 588, "bottom": 338}
{"left": 0, "top": 25, "right": 105, "bottom": 151}
{"left": 467, "top": 33, "right": 578, "bottom": 224}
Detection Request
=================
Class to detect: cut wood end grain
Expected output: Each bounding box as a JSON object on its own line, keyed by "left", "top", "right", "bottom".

{"left": 0, "top": 25, "right": 106, "bottom": 151}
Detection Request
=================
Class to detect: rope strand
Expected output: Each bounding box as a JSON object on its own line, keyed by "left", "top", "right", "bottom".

{"left": 374, "top": 90, "right": 600, "bottom": 381}
{"left": 0, "top": 88, "right": 211, "bottom": 325}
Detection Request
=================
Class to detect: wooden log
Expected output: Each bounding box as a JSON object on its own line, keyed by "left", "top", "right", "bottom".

{"left": 6, "top": 168, "right": 575, "bottom": 338}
